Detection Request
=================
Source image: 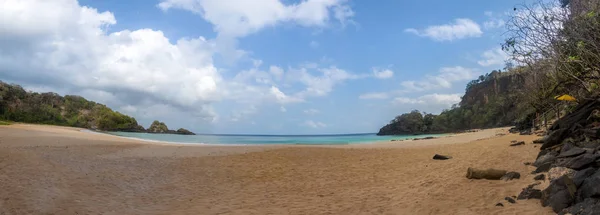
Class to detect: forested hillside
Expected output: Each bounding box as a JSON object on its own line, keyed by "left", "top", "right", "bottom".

{"left": 0, "top": 81, "right": 194, "bottom": 134}
{"left": 377, "top": 69, "right": 533, "bottom": 135}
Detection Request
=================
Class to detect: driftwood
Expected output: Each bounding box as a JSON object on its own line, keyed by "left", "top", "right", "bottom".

{"left": 466, "top": 167, "right": 507, "bottom": 180}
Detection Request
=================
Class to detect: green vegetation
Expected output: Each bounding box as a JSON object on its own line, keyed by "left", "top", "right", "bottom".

{"left": 0, "top": 81, "right": 143, "bottom": 131}
{"left": 0, "top": 120, "right": 11, "bottom": 125}
{"left": 378, "top": 70, "right": 532, "bottom": 135}
{"left": 148, "top": 120, "right": 169, "bottom": 133}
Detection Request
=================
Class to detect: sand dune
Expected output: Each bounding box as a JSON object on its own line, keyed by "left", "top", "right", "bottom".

{"left": 0, "top": 124, "right": 553, "bottom": 214}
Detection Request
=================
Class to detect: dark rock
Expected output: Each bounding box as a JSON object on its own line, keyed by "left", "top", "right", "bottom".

{"left": 557, "top": 147, "right": 587, "bottom": 158}
{"left": 520, "top": 130, "right": 532, "bottom": 135}
{"left": 534, "top": 162, "right": 553, "bottom": 173}
{"left": 534, "top": 174, "right": 546, "bottom": 181}
{"left": 558, "top": 198, "right": 600, "bottom": 215}
{"left": 524, "top": 161, "right": 532, "bottom": 166}
{"left": 577, "top": 169, "right": 600, "bottom": 200}
{"left": 501, "top": 172, "right": 521, "bottom": 181}
{"left": 541, "top": 128, "right": 569, "bottom": 150}
{"left": 558, "top": 154, "right": 600, "bottom": 170}
{"left": 510, "top": 141, "right": 525, "bottom": 146}
{"left": 518, "top": 186, "right": 543, "bottom": 200}
{"left": 542, "top": 175, "right": 577, "bottom": 213}
{"left": 534, "top": 152, "right": 557, "bottom": 167}
{"left": 432, "top": 154, "right": 452, "bottom": 160}
{"left": 505, "top": 196, "right": 516, "bottom": 203}
{"left": 495, "top": 203, "right": 504, "bottom": 207}
{"left": 579, "top": 140, "right": 600, "bottom": 149}
{"left": 533, "top": 136, "right": 548, "bottom": 144}
{"left": 573, "top": 168, "right": 597, "bottom": 187}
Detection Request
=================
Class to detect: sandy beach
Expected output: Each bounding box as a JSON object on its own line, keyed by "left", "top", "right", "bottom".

{"left": 0, "top": 124, "right": 553, "bottom": 214}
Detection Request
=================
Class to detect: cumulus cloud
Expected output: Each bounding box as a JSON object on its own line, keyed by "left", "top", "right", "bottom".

{"left": 391, "top": 93, "right": 462, "bottom": 113}
{"left": 400, "top": 66, "right": 477, "bottom": 92}
{"left": 405, "top": 19, "right": 482, "bottom": 41}
{"left": 303, "top": 108, "right": 320, "bottom": 115}
{"left": 0, "top": 0, "right": 222, "bottom": 123}
{"left": 157, "top": 0, "right": 354, "bottom": 60}
{"left": 372, "top": 68, "right": 394, "bottom": 79}
{"left": 358, "top": 92, "right": 389, "bottom": 100}
{"left": 293, "top": 66, "right": 362, "bottom": 97}
{"left": 478, "top": 47, "right": 509, "bottom": 67}
{"left": 303, "top": 120, "right": 327, "bottom": 128}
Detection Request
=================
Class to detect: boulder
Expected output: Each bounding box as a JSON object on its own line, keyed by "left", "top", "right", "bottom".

{"left": 518, "top": 186, "right": 543, "bottom": 200}
{"left": 557, "top": 147, "right": 587, "bottom": 158}
{"left": 495, "top": 203, "right": 504, "bottom": 207}
{"left": 432, "top": 154, "right": 452, "bottom": 160}
{"left": 573, "top": 168, "right": 597, "bottom": 187}
{"left": 505, "top": 196, "right": 516, "bottom": 203}
{"left": 558, "top": 154, "right": 600, "bottom": 170}
{"left": 533, "top": 136, "right": 548, "bottom": 144}
{"left": 534, "top": 174, "right": 546, "bottom": 181}
{"left": 577, "top": 170, "right": 600, "bottom": 201}
{"left": 510, "top": 141, "right": 526, "bottom": 146}
{"left": 501, "top": 172, "right": 521, "bottom": 181}
{"left": 548, "top": 167, "right": 576, "bottom": 181}
{"left": 534, "top": 153, "right": 557, "bottom": 167}
{"left": 533, "top": 162, "right": 553, "bottom": 174}
{"left": 542, "top": 175, "right": 577, "bottom": 213}
{"left": 559, "top": 198, "right": 600, "bottom": 215}
{"left": 541, "top": 128, "right": 569, "bottom": 150}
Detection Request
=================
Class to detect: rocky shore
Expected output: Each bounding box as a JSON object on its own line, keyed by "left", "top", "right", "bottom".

{"left": 521, "top": 98, "right": 600, "bottom": 214}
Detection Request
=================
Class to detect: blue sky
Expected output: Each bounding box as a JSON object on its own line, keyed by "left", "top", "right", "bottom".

{"left": 1, "top": 0, "right": 526, "bottom": 134}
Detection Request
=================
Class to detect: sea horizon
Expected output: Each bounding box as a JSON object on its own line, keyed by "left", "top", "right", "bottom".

{"left": 106, "top": 131, "right": 448, "bottom": 145}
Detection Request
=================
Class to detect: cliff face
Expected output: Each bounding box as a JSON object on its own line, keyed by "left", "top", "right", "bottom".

{"left": 377, "top": 70, "right": 530, "bottom": 135}
{"left": 461, "top": 71, "right": 526, "bottom": 108}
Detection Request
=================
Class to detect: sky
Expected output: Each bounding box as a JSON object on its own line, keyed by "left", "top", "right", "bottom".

{"left": 0, "top": 0, "right": 527, "bottom": 134}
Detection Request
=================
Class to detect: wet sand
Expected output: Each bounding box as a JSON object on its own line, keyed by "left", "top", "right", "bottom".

{"left": 0, "top": 124, "right": 553, "bottom": 214}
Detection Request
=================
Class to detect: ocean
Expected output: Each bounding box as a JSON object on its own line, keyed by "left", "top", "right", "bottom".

{"left": 106, "top": 132, "right": 448, "bottom": 145}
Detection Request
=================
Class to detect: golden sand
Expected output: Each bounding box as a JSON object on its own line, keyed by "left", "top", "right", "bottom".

{"left": 0, "top": 124, "right": 553, "bottom": 214}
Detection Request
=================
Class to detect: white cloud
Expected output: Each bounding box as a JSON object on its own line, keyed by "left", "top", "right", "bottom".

{"left": 280, "top": 106, "right": 287, "bottom": 112}
{"left": 359, "top": 92, "right": 388, "bottom": 100}
{"left": 310, "top": 40, "right": 319, "bottom": 49}
{"left": 483, "top": 11, "right": 506, "bottom": 29}
{"left": 269, "top": 65, "right": 284, "bottom": 80}
{"left": 400, "top": 66, "right": 477, "bottom": 92}
{"left": 372, "top": 68, "right": 394, "bottom": 79}
{"left": 270, "top": 86, "right": 304, "bottom": 104}
{"left": 405, "top": 19, "right": 482, "bottom": 41}
{"left": 229, "top": 105, "right": 258, "bottom": 122}
{"left": 0, "top": 0, "right": 222, "bottom": 123}
{"left": 294, "top": 66, "right": 361, "bottom": 97}
{"left": 303, "top": 120, "right": 327, "bottom": 128}
{"left": 391, "top": 93, "right": 462, "bottom": 113}
{"left": 303, "top": 108, "right": 320, "bottom": 115}
{"left": 478, "top": 47, "right": 509, "bottom": 67}
{"left": 157, "top": 0, "right": 354, "bottom": 60}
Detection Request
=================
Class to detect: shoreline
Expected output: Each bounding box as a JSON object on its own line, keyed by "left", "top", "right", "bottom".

{"left": 8, "top": 123, "right": 495, "bottom": 147}
{"left": 0, "top": 124, "right": 553, "bottom": 214}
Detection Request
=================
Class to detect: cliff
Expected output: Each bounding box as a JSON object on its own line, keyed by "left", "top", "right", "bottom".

{"left": 377, "top": 70, "right": 531, "bottom": 135}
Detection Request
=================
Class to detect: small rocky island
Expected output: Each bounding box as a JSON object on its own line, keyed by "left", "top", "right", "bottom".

{"left": 146, "top": 120, "right": 195, "bottom": 135}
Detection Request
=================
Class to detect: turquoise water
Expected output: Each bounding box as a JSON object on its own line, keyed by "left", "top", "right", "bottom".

{"left": 106, "top": 132, "right": 448, "bottom": 145}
